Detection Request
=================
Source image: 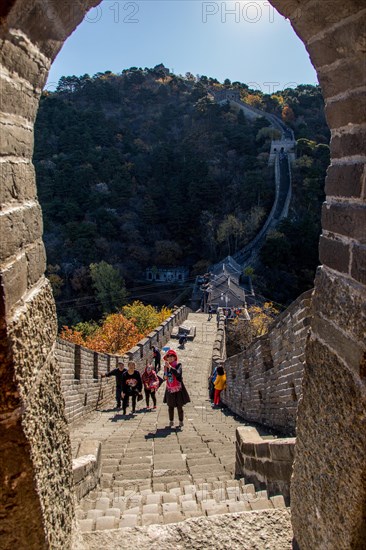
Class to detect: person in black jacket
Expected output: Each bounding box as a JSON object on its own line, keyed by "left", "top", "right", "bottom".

{"left": 152, "top": 346, "right": 161, "bottom": 372}
{"left": 101, "top": 361, "right": 126, "bottom": 409}
{"left": 121, "top": 361, "right": 143, "bottom": 415}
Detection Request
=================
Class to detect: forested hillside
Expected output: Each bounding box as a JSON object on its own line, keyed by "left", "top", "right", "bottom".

{"left": 33, "top": 66, "right": 329, "bottom": 324}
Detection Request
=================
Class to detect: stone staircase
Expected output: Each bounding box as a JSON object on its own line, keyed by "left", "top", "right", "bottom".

{"left": 71, "top": 314, "right": 288, "bottom": 540}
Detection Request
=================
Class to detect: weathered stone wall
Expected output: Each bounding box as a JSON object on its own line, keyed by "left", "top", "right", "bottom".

{"left": 217, "top": 290, "right": 313, "bottom": 434}
{"left": 0, "top": 1, "right": 365, "bottom": 548}
{"left": 271, "top": 1, "right": 366, "bottom": 547}
{"left": 56, "top": 306, "right": 189, "bottom": 424}
{"left": 235, "top": 427, "right": 295, "bottom": 505}
{"left": 0, "top": 2, "right": 111, "bottom": 548}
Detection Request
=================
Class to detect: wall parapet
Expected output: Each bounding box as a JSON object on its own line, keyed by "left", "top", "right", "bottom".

{"left": 214, "top": 290, "right": 313, "bottom": 434}
{"left": 57, "top": 305, "right": 190, "bottom": 424}
{"left": 235, "top": 426, "right": 295, "bottom": 505}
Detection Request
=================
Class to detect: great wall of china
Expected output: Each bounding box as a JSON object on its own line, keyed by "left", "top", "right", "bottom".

{"left": 1, "top": 1, "right": 365, "bottom": 548}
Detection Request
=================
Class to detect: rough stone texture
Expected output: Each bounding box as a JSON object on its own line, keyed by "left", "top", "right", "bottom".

{"left": 218, "top": 291, "right": 313, "bottom": 434}
{"left": 292, "top": 337, "right": 366, "bottom": 550}
{"left": 82, "top": 509, "right": 292, "bottom": 550}
{"left": 0, "top": 1, "right": 365, "bottom": 549}
{"left": 1, "top": 281, "right": 75, "bottom": 549}
{"left": 325, "top": 162, "right": 364, "bottom": 199}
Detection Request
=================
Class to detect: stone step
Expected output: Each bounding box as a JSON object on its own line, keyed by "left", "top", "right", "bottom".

{"left": 77, "top": 484, "right": 285, "bottom": 531}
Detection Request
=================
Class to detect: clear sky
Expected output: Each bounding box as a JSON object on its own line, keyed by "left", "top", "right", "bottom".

{"left": 47, "top": 0, "right": 318, "bottom": 93}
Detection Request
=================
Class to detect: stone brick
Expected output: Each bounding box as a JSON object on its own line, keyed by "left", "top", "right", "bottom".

{"left": 142, "top": 503, "right": 160, "bottom": 515}
{"left": 307, "top": 17, "right": 365, "bottom": 69}
{"left": 325, "top": 163, "right": 364, "bottom": 198}
{"left": 250, "top": 499, "right": 273, "bottom": 511}
{"left": 288, "top": 1, "right": 362, "bottom": 40}
{"left": 26, "top": 234, "right": 45, "bottom": 284}
{"left": 86, "top": 510, "right": 104, "bottom": 521}
{"left": 163, "top": 512, "right": 183, "bottom": 524}
{"left": 206, "top": 504, "right": 229, "bottom": 516}
{"left": 268, "top": 440, "right": 296, "bottom": 462}
{"left": 119, "top": 515, "right": 138, "bottom": 528}
{"left": 181, "top": 500, "right": 199, "bottom": 512}
{"left": 78, "top": 519, "right": 94, "bottom": 533}
{"left": 325, "top": 93, "right": 366, "bottom": 129}
{"left": 270, "top": 495, "right": 286, "bottom": 509}
{"left": 318, "top": 56, "right": 365, "bottom": 99}
{"left": 95, "top": 516, "right": 116, "bottom": 530}
{"left": 311, "top": 317, "right": 364, "bottom": 378}
{"left": 0, "top": 202, "right": 43, "bottom": 261}
{"left": 330, "top": 128, "right": 366, "bottom": 159}
{"left": 0, "top": 120, "right": 34, "bottom": 158}
{"left": 162, "top": 502, "right": 180, "bottom": 513}
{"left": 351, "top": 243, "right": 366, "bottom": 285}
{"left": 0, "top": 161, "right": 37, "bottom": 204}
{"left": 0, "top": 254, "right": 28, "bottom": 314}
{"left": 321, "top": 233, "right": 351, "bottom": 274}
{"left": 322, "top": 203, "right": 366, "bottom": 243}
{"left": 141, "top": 513, "right": 161, "bottom": 526}
{"left": 254, "top": 442, "right": 270, "bottom": 459}
{"left": 0, "top": 77, "right": 40, "bottom": 120}
{"left": 0, "top": 38, "right": 49, "bottom": 89}
{"left": 227, "top": 501, "right": 251, "bottom": 513}
{"left": 312, "top": 267, "right": 366, "bottom": 342}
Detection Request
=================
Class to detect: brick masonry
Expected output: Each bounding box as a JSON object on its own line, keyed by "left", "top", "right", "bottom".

{"left": 213, "top": 290, "right": 313, "bottom": 435}
{"left": 57, "top": 306, "right": 189, "bottom": 424}
{"left": 0, "top": 1, "right": 365, "bottom": 548}
{"left": 235, "top": 426, "right": 295, "bottom": 505}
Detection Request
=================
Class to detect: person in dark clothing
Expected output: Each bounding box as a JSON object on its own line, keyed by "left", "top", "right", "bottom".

{"left": 101, "top": 361, "right": 126, "bottom": 409}
{"left": 152, "top": 346, "right": 161, "bottom": 372}
{"left": 208, "top": 305, "right": 213, "bottom": 321}
{"left": 163, "top": 350, "right": 190, "bottom": 428}
{"left": 121, "top": 361, "right": 143, "bottom": 415}
{"left": 142, "top": 364, "right": 159, "bottom": 409}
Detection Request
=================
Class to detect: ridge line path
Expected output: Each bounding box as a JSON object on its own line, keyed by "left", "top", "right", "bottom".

{"left": 71, "top": 313, "right": 290, "bottom": 540}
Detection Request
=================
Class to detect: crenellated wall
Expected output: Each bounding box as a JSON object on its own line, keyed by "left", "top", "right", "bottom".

{"left": 56, "top": 306, "right": 189, "bottom": 424}
{"left": 1, "top": 1, "right": 365, "bottom": 548}
{"left": 215, "top": 290, "right": 313, "bottom": 434}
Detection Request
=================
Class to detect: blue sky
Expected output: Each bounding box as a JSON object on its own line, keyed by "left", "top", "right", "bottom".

{"left": 47, "top": 0, "right": 318, "bottom": 92}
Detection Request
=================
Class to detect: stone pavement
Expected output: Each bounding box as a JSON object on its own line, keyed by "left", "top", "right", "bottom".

{"left": 71, "top": 313, "right": 289, "bottom": 538}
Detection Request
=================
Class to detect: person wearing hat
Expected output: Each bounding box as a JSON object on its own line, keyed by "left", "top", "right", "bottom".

{"left": 163, "top": 349, "right": 190, "bottom": 428}
{"left": 101, "top": 361, "right": 126, "bottom": 409}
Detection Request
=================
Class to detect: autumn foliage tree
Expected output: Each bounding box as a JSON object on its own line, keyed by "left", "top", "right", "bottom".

{"left": 226, "top": 302, "right": 279, "bottom": 356}
{"left": 60, "top": 301, "right": 172, "bottom": 355}
{"left": 122, "top": 301, "right": 172, "bottom": 334}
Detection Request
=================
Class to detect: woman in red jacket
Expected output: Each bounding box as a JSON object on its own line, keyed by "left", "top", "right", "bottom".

{"left": 163, "top": 350, "right": 190, "bottom": 428}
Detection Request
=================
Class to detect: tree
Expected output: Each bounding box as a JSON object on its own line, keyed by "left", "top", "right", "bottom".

{"left": 85, "top": 313, "right": 143, "bottom": 354}
{"left": 122, "top": 301, "right": 171, "bottom": 334}
{"left": 90, "top": 261, "right": 128, "bottom": 313}
{"left": 217, "top": 214, "right": 244, "bottom": 255}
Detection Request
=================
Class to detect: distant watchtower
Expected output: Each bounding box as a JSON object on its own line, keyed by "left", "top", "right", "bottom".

{"left": 209, "top": 89, "right": 240, "bottom": 103}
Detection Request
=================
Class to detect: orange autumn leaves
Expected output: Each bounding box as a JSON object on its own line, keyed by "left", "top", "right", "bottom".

{"left": 60, "top": 301, "right": 172, "bottom": 355}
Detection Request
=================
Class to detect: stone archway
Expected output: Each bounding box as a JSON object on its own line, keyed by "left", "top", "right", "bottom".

{"left": 0, "top": 1, "right": 365, "bottom": 548}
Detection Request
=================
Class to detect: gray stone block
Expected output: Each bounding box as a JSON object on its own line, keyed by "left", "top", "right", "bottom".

{"left": 95, "top": 516, "right": 116, "bottom": 530}
{"left": 78, "top": 519, "right": 95, "bottom": 533}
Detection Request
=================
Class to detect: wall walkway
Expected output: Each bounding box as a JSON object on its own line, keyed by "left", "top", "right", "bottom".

{"left": 70, "top": 312, "right": 291, "bottom": 544}
{"left": 57, "top": 306, "right": 189, "bottom": 424}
